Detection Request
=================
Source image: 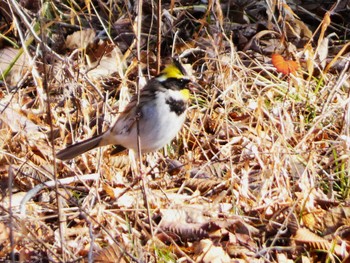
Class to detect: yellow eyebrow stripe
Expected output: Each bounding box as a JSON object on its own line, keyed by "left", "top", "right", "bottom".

{"left": 180, "top": 89, "right": 190, "bottom": 100}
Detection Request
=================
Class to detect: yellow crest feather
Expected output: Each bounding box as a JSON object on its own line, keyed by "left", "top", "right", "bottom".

{"left": 161, "top": 64, "right": 184, "bottom": 79}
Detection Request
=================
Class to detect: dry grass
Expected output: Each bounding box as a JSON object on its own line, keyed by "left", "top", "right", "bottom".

{"left": 1, "top": 0, "right": 350, "bottom": 262}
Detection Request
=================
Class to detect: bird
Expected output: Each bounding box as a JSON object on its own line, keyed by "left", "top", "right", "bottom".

{"left": 56, "top": 60, "right": 194, "bottom": 160}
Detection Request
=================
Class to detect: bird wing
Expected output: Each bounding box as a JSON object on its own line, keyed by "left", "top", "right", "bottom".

{"left": 110, "top": 102, "right": 139, "bottom": 135}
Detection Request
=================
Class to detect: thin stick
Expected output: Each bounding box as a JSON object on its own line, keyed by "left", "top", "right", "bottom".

{"left": 135, "top": 0, "right": 154, "bottom": 240}
{"left": 157, "top": 0, "right": 162, "bottom": 74}
{"left": 32, "top": 11, "right": 68, "bottom": 258}
{"left": 19, "top": 174, "right": 100, "bottom": 216}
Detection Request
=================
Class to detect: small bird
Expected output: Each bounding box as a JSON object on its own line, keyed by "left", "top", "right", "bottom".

{"left": 57, "top": 60, "right": 193, "bottom": 160}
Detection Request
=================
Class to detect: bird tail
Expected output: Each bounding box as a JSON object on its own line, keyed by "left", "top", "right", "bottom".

{"left": 56, "top": 133, "right": 105, "bottom": 160}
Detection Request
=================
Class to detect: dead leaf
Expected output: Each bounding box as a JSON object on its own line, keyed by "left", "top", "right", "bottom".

{"left": 294, "top": 228, "right": 349, "bottom": 258}
{"left": 194, "top": 239, "right": 231, "bottom": 263}
{"left": 86, "top": 45, "right": 125, "bottom": 79}
{"left": 65, "top": 29, "right": 96, "bottom": 50}
{"left": 0, "top": 103, "right": 43, "bottom": 137}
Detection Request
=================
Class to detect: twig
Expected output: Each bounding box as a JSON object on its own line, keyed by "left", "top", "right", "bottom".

{"left": 19, "top": 173, "right": 100, "bottom": 216}
{"left": 157, "top": 0, "right": 162, "bottom": 73}
{"left": 135, "top": 0, "right": 155, "bottom": 240}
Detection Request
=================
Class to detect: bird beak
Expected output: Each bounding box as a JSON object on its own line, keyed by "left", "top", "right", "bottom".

{"left": 188, "top": 80, "right": 201, "bottom": 92}
{"left": 181, "top": 63, "right": 200, "bottom": 92}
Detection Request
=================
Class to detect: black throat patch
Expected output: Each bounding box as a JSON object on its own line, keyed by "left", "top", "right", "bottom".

{"left": 165, "top": 97, "right": 187, "bottom": 115}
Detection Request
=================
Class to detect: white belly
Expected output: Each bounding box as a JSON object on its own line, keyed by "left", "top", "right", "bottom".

{"left": 109, "top": 90, "right": 187, "bottom": 153}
